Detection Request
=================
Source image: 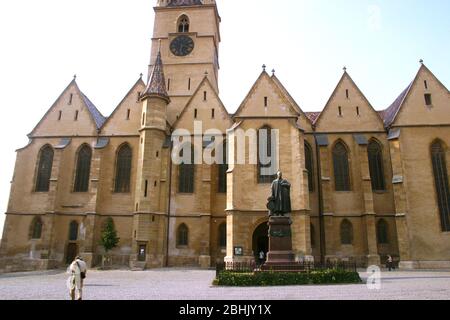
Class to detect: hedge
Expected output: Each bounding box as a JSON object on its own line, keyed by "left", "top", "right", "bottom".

{"left": 215, "top": 269, "right": 362, "bottom": 287}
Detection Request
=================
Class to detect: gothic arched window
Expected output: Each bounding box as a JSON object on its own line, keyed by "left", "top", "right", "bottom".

{"left": 258, "top": 126, "right": 277, "bottom": 184}
{"left": 368, "top": 140, "right": 386, "bottom": 191}
{"left": 218, "top": 141, "right": 228, "bottom": 193}
{"left": 74, "top": 145, "right": 92, "bottom": 192}
{"left": 377, "top": 219, "right": 389, "bottom": 244}
{"left": 177, "top": 224, "right": 189, "bottom": 247}
{"left": 115, "top": 144, "right": 132, "bottom": 193}
{"left": 178, "top": 15, "right": 190, "bottom": 33}
{"left": 30, "top": 217, "right": 43, "bottom": 240}
{"left": 340, "top": 219, "right": 353, "bottom": 245}
{"left": 431, "top": 140, "right": 450, "bottom": 232}
{"left": 305, "top": 142, "right": 314, "bottom": 192}
{"left": 179, "top": 145, "right": 195, "bottom": 193}
{"left": 69, "top": 221, "right": 79, "bottom": 241}
{"left": 310, "top": 223, "right": 316, "bottom": 247}
{"left": 219, "top": 223, "right": 227, "bottom": 248}
{"left": 333, "top": 141, "right": 351, "bottom": 191}
{"left": 35, "top": 145, "right": 54, "bottom": 192}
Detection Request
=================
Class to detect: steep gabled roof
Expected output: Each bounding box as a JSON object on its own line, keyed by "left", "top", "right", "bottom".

{"left": 28, "top": 78, "right": 106, "bottom": 137}
{"left": 172, "top": 75, "right": 231, "bottom": 128}
{"left": 100, "top": 76, "right": 145, "bottom": 130}
{"left": 233, "top": 71, "right": 301, "bottom": 119}
{"left": 80, "top": 92, "right": 106, "bottom": 128}
{"left": 305, "top": 112, "right": 321, "bottom": 124}
{"left": 382, "top": 82, "right": 413, "bottom": 127}
{"left": 314, "top": 70, "right": 383, "bottom": 126}
{"left": 381, "top": 63, "right": 450, "bottom": 128}
{"left": 271, "top": 74, "right": 311, "bottom": 125}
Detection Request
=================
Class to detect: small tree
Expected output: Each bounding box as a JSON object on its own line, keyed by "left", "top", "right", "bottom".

{"left": 100, "top": 217, "right": 120, "bottom": 268}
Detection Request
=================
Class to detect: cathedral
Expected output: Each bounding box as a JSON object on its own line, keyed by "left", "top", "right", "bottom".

{"left": 1, "top": 0, "right": 450, "bottom": 273}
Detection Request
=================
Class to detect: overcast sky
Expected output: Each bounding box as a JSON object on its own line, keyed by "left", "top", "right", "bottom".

{"left": 0, "top": 0, "right": 449, "bottom": 234}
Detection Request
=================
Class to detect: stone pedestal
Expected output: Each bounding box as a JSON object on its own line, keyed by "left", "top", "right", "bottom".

{"left": 264, "top": 216, "right": 295, "bottom": 266}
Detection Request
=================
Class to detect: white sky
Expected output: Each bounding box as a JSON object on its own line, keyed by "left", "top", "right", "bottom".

{"left": 0, "top": 0, "right": 449, "bottom": 235}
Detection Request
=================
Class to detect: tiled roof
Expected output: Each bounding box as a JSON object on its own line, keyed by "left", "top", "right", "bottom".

{"left": 142, "top": 51, "right": 169, "bottom": 101}
{"left": 381, "top": 82, "right": 413, "bottom": 127}
{"left": 168, "top": 0, "right": 202, "bottom": 6}
{"left": 305, "top": 112, "right": 321, "bottom": 124}
{"left": 80, "top": 92, "right": 106, "bottom": 129}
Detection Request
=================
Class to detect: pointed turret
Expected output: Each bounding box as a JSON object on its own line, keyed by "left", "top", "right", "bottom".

{"left": 141, "top": 51, "right": 170, "bottom": 103}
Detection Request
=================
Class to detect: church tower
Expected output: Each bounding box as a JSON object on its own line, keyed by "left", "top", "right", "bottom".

{"left": 131, "top": 49, "right": 171, "bottom": 269}
{"left": 151, "top": 0, "right": 221, "bottom": 124}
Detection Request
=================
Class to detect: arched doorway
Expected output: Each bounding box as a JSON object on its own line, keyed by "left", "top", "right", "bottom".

{"left": 252, "top": 222, "right": 269, "bottom": 263}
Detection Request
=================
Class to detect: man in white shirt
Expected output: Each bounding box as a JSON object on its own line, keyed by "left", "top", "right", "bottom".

{"left": 68, "top": 256, "right": 87, "bottom": 300}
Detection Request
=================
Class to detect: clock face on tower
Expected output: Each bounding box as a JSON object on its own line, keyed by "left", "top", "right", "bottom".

{"left": 170, "top": 35, "right": 195, "bottom": 57}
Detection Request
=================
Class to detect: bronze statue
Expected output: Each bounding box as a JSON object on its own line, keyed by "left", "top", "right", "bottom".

{"left": 267, "top": 171, "right": 291, "bottom": 216}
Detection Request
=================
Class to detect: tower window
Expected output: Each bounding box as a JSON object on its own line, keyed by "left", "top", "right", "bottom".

{"left": 338, "top": 106, "right": 343, "bottom": 117}
{"left": 178, "top": 15, "right": 190, "bottom": 33}
{"left": 211, "top": 109, "right": 215, "bottom": 119}
{"left": 356, "top": 106, "right": 360, "bottom": 116}
{"left": 142, "top": 113, "right": 146, "bottom": 126}
{"left": 74, "top": 111, "right": 79, "bottom": 121}
{"left": 346, "top": 89, "right": 349, "bottom": 99}
{"left": 69, "top": 93, "right": 73, "bottom": 105}
{"left": 137, "top": 92, "right": 141, "bottom": 102}
{"left": 425, "top": 94, "right": 433, "bottom": 106}
{"left": 264, "top": 97, "right": 268, "bottom": 107}
{"left": 126, "top": 109, "right": 131, "bottom": 120}
{"left": 424, "top": 80, "right": 428, "bottom": 90}
{"left": 194, "top": 109, "right": 198, "bottom": 119}
{"left": 204, "top": 91, "right": 207, "bottom": 101}
{"left": 167, "top": 79, "right": 171, "bottom": 91}
{"left": 58, "top": 111, "right": 62, "bottom": 121}
{"left": 188, "top": 78, "right": 191, "bottom": 91}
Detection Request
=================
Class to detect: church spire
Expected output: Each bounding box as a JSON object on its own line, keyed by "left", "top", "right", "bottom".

{"left": 141, "top": 49, "right": 169, "bottom": 102}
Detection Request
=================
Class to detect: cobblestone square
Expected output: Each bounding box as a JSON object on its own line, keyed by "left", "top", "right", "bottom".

{"left": 0, "top": 269, "right": 450, "bottom": 300}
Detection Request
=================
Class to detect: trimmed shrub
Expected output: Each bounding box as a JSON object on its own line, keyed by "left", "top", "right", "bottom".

{"left": 215, "top": 269, "right": 362, "bottom": 287}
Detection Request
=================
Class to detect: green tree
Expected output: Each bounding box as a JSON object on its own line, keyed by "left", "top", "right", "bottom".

{"left": 100, "top": 217, "right": 120, "bottom": 268}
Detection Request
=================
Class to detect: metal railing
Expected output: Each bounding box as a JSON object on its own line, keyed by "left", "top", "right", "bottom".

{"left": 216, "top": 260, "right": 358, "bottom": 277}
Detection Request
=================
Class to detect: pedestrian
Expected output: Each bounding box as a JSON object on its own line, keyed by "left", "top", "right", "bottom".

{"left": 259, "top": 251, "right": 265, "bottom": 266}
{"left": 68, "top": 256, "right": 87, "bottom": 300}
{"left": 387, "top": 255, "right": 393, "bottom": 272}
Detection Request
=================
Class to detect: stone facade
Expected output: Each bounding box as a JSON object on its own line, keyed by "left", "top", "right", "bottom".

{"left": 1, "top": 0, "right": 450, "bottom": 273}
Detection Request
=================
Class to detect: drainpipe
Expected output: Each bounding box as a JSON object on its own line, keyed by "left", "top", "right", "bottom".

{"left": 314, "top": 133, "right": 326, "bottom": 264}
{"left": 165, "top": 134, "right": 173, "bottom": 267}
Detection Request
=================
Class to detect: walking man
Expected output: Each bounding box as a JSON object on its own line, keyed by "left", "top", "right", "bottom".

{"left": 68, "top": 256, "right": 87, "bottom": 300}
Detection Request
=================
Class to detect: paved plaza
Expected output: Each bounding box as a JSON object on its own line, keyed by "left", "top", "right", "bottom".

{"left": 0, "top": 268, "right": 450, "bottom": 300}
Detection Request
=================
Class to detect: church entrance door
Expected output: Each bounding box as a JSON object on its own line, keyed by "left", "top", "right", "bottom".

{"left": 252, "top": 222, "right": 269, "bottom": 263}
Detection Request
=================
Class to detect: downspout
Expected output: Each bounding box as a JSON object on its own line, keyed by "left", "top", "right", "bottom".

{"left": 165, "top": 134, "right": 173, "bottom": 267}
{"left": 314, "top": 132, "right": 326, "bottom": 264}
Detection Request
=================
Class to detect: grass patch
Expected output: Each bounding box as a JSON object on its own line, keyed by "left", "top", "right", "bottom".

{"left": 215, "top": 269, "right": 362, "bottom": 287}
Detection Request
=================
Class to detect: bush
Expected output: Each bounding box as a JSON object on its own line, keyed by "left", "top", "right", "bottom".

{"left": 215, "top": 269, "right": 362, "bottom": 287}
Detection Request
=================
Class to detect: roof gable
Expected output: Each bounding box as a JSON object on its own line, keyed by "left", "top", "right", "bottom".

{"left": 173, "top": 76, "right": 232, "bottom": 133}
{"left": 101, "top": 77, "right": 146, "bottom": 136}
{"left": 29, "top": 79, "right": 105, "bottom": 137}
{"left": 314, "top": 71, "right": 384, "bottom": 132}
{"left": 233, "top": 71, "right": 301, "bottom": 119}
{"left": 385, "top": 64, "right": 450, "bottom": 127}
